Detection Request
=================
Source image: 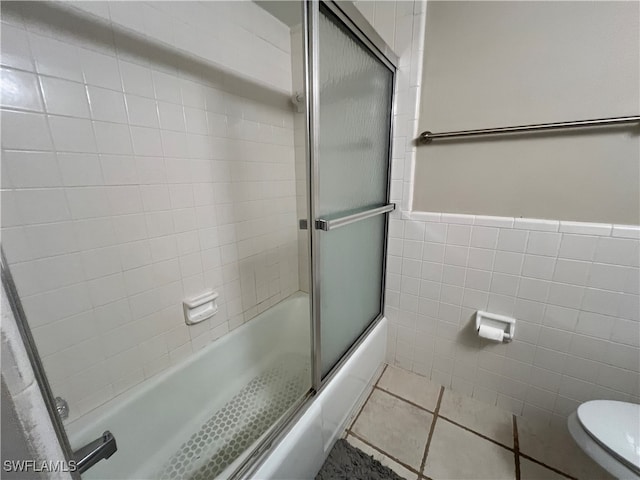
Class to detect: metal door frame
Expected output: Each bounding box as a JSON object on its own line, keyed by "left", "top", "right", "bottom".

{"left": 306, "top": 0, "right": 398, "bottom": 391}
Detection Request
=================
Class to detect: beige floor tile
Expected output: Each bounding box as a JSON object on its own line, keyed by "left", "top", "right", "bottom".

{"left": 377, "top": 364, "right": 442, "bottom": 411}
{"left": 520, "top": 457, "right": 570, "bottom": 480}
{"left": 516, "top": 416, "right": 615, "bottom": 480}
{"left": 424, "top": 419, "right": 515, "bottom": 480}
{"left": 346, "top": 434, "right": 419, "bottom": 480}
{"left": 439, "top": 389, "right": 514, "bottom": 447}
{"left": 351, "top": 389, "right": 433, "bottom": 471}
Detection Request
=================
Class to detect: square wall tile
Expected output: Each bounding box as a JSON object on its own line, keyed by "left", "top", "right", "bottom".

{"left": 558, "top": 235, "right": 597, "bottom": 261}
{"left": 497, "top": 229, "right": 528, "bottom": 253}
{"left": 1, "top": 67, "right": 43, "bottom": 111}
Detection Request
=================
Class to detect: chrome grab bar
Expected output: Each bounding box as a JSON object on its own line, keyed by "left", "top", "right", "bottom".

{"left": 315, "top": 204, "right": 395, "bottom": 231}
{"left": 419, "top": 115, "right": 640, "bottom": 144}
{"left": 74, "top": 431, "right": 117, "bottom": 473}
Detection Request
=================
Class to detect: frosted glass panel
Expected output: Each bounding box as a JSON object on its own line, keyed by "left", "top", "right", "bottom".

{"left": 317, "top": 8, "right": 393, "bottom": 217}
{"left": 316, "top": 7, "right": 393, "bottom": 377}
{"left": 320, "top": 215, "right": 385, "bottom": 376}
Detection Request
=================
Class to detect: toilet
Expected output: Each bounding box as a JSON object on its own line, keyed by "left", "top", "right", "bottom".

{"left": 568, "top": 400, "right": 640, "bottom": 479}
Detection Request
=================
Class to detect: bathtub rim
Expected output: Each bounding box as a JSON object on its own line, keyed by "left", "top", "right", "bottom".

{"left": 230, "top": 310, "right": 388, "bottom": 480}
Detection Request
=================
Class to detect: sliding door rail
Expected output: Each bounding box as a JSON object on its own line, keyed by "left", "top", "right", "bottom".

{"left": 315, "top": 204, "right": 395, "bottom": 231}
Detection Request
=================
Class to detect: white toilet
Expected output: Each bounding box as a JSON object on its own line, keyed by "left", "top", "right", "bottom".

{"left": 568, "top": 400, "right": 640, "bottom": 479}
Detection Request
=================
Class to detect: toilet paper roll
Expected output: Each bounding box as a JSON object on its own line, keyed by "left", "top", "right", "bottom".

{"left": 478, "top": 324, "right": 504, "bottom": 342}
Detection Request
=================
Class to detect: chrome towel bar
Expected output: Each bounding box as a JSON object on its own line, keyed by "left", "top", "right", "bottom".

{"left": 419, "top": 115, "right": 640, "bottom": 144}
{"left": 316, "top": 204, "right": 395, "bottom": 231}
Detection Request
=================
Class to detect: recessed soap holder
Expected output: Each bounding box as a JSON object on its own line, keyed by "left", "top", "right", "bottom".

{"left": 183, "top": 291, "right": 218, "bottom": 325}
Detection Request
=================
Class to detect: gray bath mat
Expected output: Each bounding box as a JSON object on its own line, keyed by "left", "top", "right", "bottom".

{"left": 315, "top": 439, "right": 406, "bottom": 480}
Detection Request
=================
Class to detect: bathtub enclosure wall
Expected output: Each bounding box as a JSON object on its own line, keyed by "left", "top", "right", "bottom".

{"left": 1, "top": 0, "right": 301, "bottom": 423}
{"left": 0, "top": 1, "right": 398, "bottom": 478}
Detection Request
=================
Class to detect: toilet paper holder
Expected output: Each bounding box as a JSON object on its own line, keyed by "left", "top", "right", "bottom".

{"left": 475, "top": 310, "right": 516, "bottom": 342}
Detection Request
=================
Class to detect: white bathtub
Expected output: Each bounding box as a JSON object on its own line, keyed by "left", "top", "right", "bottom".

{"left": 67, "top": 292, "right": 311, "bottom": 479}
{"left": 66, "top": 291, "right": 387, "bottom": 479}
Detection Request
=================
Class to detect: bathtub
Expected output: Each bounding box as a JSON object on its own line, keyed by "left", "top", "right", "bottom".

{"left": 66, "top": 291, "right": 386, "bottom": 479}
{"left": 67, "top": 292, "right": 311, "bottom": 479}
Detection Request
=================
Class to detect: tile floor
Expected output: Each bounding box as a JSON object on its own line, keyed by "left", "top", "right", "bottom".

{"left": 344, "top": 365, "right": 615, "bottom": 480}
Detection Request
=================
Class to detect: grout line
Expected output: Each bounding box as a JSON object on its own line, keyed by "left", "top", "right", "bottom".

{"left": 377, "top": 382, "right": 517, "bottom": 454}
{"left": 518, "top": 453, "right": 577, "bottom": 480}
{"left": 514, "top": 416, "right": 575, "bottom": 480}
{"left": 375, "top": 383, "right": 516, "bottom": 453}
{"left": 513, "top": 415, "right": 521, "bottom": 480}
{"left": 348, "top": 363, "right": 388, "bottom": 431}
{"left": 437, "top": 415, "right": 514, "bottom": 452}
{"left": 346, "top": 431, "right": 421, "bottom": 477}
{"left": 375, "top": 386, "right": 436, "bottom": 414}
{"left": 375, "top": 364, "right": 388, "bottom": 388}
{"left": 355, "top": 370, "right": 578, "bottom": 480}
{"left": 419, "top": 385, "right": 444, "bottom": 474}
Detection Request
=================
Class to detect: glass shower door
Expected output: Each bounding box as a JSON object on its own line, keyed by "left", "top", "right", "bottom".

{"left": 309, "top": 4, "right": 395, "bottom": 379}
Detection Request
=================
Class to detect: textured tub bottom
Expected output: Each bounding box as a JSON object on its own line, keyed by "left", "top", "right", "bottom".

{"left": 157, "top": 353, "right": 310, "bottom": 480}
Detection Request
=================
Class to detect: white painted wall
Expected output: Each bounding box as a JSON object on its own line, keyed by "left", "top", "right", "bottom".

{"left": 414, "top": 1, "right": 640, "bottom": 224}
{"left": 1, "top": 1, "right": 298, "bottom": 422}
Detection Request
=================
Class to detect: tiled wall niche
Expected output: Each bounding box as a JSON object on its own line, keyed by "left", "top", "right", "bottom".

{"left": 385, "top": 212, "right": 640, "bottom": 425}
{"left": 1, "top": 1, "right": 301, "bottom": 422}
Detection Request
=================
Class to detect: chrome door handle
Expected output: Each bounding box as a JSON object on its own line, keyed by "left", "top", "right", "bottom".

{"left": 74, "top": 431, "right": 117, "bottom": 473}
{"left": 315, "top": 204, "right": 395, "bottom": 231}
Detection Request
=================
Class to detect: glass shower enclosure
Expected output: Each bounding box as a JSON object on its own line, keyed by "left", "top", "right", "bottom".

{"left": 0, "top": 0, "right": 397, "bottom": 477}
{"left": 310, "top": 3, "right": 395, "bottom": 380}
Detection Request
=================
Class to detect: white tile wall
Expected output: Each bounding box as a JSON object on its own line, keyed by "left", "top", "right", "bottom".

{"left": 385, "top": 212, "right": 640, "bottom": 425}
{"left": 1, "top": 1, "right": 300, "bottom": 421}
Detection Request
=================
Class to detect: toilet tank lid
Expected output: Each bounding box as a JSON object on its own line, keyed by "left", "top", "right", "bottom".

{"left": 577, "top": 400, "right": 640, "bottom": 471}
